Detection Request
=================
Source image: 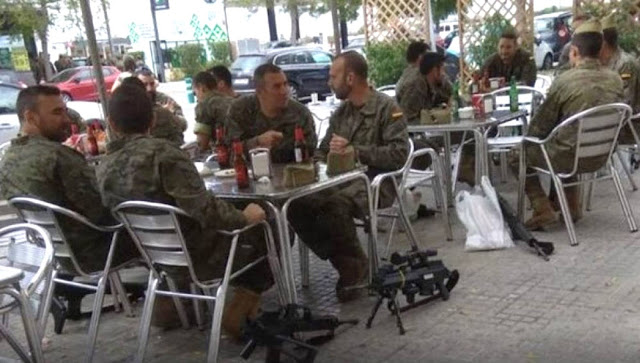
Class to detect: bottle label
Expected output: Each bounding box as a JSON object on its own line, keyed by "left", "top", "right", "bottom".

{"left": 295, "top": 148, "right": 303, "bottom": 163}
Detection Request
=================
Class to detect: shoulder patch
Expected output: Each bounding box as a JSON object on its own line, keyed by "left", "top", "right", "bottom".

{"left": 391, "top": 108, "right": 404, "bottom": 121}
{"left": 621, "top": 73, "right": 632, "bottom": 80}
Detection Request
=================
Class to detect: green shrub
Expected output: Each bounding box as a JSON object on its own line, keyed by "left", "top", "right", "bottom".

{"left": 208, "top": 41, "right": 232, "bottom": 67}
{"left": 364, "top": 41, "right": 408, "bottom": 87}
{"left": 175, "top": 43, "right": 206, "bottom": 78}
{"left": 128, "top": 51, "right": 145, "bottom": 62}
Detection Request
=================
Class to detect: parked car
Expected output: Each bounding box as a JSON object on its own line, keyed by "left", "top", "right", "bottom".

{"left": 0, "top": 69, "right": 35, "bottom": 87}
{"left": 230, "top": 47, "right": 334, "bottom": 101}
{"left": 49, "top": 66, "right": 120, "bottom": 102}
{"left": 534, "top": 11, "right": 572, "bottom": 61}
{"left": 0, "top": 83, "right": 23, "bottom": 145}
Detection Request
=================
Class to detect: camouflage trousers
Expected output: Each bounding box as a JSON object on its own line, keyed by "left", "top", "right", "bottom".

{"left": 288, "top": 180, "right": 378, "bottom": 261}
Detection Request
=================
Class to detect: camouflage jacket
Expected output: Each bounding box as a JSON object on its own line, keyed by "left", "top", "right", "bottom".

{"left": 481, "top": 48, "right": 537, "bottom": 87}
{"left": 155, "top": 91, "right": 187, "bottom": 131}
{"left": 602, "top": 47, "right": 640, "bottom": 113}
{"left": 0, "top": 135, "right": 135, "bottom": 272}
{"left": 96, "top": 135, "right": 247, "bottom": 264}
{"left": 399, "top": 76, "right": 452, "bottom": 124}
{"left": 194, "top": 90, "right": 236, "bottom": 138}
{"left": 527, "top": 59, "right": 624, "bottom": 170}
{"left": 226, "top": 95, "right": 317, "bottom": 163}
{"left": 151, "top": 105, "right": 185, "bottom": 147}
{"left": 67, "top": 108, "right": 86, "bottom": 133}
{"left": 395, "top": 66, "right": 421, "bottom": 104}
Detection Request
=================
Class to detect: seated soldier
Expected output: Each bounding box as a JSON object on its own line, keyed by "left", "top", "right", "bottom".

{"left": 118, "top": 77, "right": 184, "bottom": 146}
{"left": 97, "top": 83, "right": 272, "bottom": 337}
{"left": 400, "top": 52, "right": 451, "bottom": 124}
{"left": 396, "top": 40, "right": 429, "bottom": 104}
{"left": 226, "top": 64, "right": 317, "bottom": 163}
{"left": 516, "top": 19, "right": 624, "bottom": 230}
{"left": 288, "top": 52, "right": 409, "bottom": 302}
{"left": 136, "top": 68, "right": 188, "bottom": 131}
{"left": 0, "top": 85, "right": 138, "bottom": 273}
{"left": 481, "top": 29, "right": 537, "bottom": 87}
{"left": 193, "top": 67, "right": 238, "bottom": 152}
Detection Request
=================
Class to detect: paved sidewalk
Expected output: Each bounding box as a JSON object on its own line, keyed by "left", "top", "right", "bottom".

{"left": 3, "top": 176, "right": 640, "bottom": 362}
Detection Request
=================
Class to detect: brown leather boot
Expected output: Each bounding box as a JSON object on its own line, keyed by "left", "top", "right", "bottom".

{"left": 330, "top": 252, "right": 368, "bottom": 303}
{"left": 525, "top": 195, "right": 558, "bottom": 231}
{"left": 221, "top": 287, "right": 261, "bottom": 340}
{"left": 151, "top": 296, "right": 183, "bottom": 330}
{"left": 565, "top": 186, "right": 583, "bottom": 222}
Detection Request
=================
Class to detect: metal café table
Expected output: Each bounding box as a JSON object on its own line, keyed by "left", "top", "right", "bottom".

{"left": 203, "top": 163, "right": 377, "bottom": 305}
{"left": 408, "top": 109, "right": 528, "bottom": 204}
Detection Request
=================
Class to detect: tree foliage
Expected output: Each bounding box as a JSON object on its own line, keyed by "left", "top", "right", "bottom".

{"left": 581, "top": 0, "right": 640, "bottom": 55}
{"left": 466, "top": 13, "right": 511, "bottom": 69}
{"left": 431, "top": 0, "right": 456, "bottom": 23}
{"left": 364, "top": 41, "right": 407, "bottom": 87}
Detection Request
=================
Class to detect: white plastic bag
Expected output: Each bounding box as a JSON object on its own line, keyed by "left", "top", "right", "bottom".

{"left": 455, "top": 176, "right": 514, "bottom": 251}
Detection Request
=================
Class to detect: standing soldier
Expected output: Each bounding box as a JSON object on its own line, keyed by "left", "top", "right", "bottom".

{"left": 193, "top": 66, "right": 237, "bottom": 152}
{"left": 481, "top": 29, "right": 537, "bottom": 87}
{"left": 396, "top": 41, "right": 429, "bottom": 104}
{"left": 517, "top": 20, "right": 624, "bottom": 230}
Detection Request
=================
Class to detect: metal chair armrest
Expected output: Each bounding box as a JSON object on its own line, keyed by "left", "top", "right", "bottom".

{"left": 522, "top": 136, "right": 544, "bottom": 145}
{"left": 217, "top": 220, "right": 272, "bottom": 237}
{"left": 371, "top": 169, "right": 403, "bottom": 189}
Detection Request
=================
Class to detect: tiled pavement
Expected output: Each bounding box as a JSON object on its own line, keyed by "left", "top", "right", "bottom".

{"left": 3, "top": 174, "right": 640, "bottom": 362}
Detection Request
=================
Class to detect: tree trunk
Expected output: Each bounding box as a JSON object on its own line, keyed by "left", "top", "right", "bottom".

{"left": 79, "top": 0, "right": 109, "bottom": 117}
{"left": 340, "top": 17, "right": 348, "bottom": 49}
{"left": 288, "top": 0, "right": 299, "bottom": 43}
{"left": 100, "top": 0, "right": 115, "bottom": 58}
{"left": 38, "top": 0, "right": 52, "bottom": 82}
{"left": 330, "top": 0, "right": 341, "bottom": 54}
{"left": 266, "top": 0, "right": 277, "bottom": 41}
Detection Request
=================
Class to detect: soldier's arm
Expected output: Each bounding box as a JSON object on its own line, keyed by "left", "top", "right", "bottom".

{"left": 226, "top": 100, "right": 257, "bottom": 151}
{"left": 527, "top": 82, "right": 562, "bottom": 139}
{"left": 618, "top": 61, "right": 637, "bottom": 109}
{"left": 354, "top": 105, "right": 409, "bottom": 170}
{"left": 521, "top": 54, "right": 537, "bottom": 87}
{"left": 161, "top": 147, "right": 247, "bottom": 231}
{"left": 56, "top": 148, "right": 114, "bottom": 225}
{"left": 314, "top": 114, "right": 335, "bottom": 162}
{"left": 194, "top": 101, "right": 214, "bottom": 150}
{"left": 399, "top": 81, "right": 426, "bottom": 124}
{"left": 301, "top": 108, "right": 318, "bottom": 157}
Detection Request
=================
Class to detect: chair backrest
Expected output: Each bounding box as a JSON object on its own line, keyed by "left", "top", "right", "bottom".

{"left": 535, "top": 75, "right": 552, "bottom": 91}
{"left": 0, "top": 223, "right": 54, "bottom": 332}
{"left": 112, "top": 201, "right": 200, "bottom": 284}
{"left": 491, "top": 86, "right": 546, "bottom": 123}
{"left": 546, "top": 103, "right": 632, "bottom": 177}
{"left": 0, "top": 142, "right": 11, "bottom": 160}
{"left": 9, "top": 197, "right": 114, "bottom": 277}
{"left": 376, "top": 85, "right": 397, "bottom": 98}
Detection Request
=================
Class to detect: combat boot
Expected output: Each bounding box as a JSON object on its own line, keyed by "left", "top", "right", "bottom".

{"left": 151, "top": 296, "right": 183, "bottom": 330}
{"left": 525, "top": 198, "right": 558, "bottom": 231}
{"left": 221, "top": 287, "right": 261, "bottom": 340}
{"left": 565, "top": 187, "right": 583, "bottom": 222}
{"left": 330, "top": 252, "right": 368, "bottom": 303}
{"left": 457, "top": 154, "right": 476, "bottom": 186}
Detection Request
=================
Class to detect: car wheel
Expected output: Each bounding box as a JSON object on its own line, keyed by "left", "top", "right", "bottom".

{"left": 61, "top": 92, "right": 73, "bottom": 103}
{"left": 542, "top": 54, "right": 553, "bottom": 70}
{"left": 289, "top": 84, "right": 299, "bottom": 100}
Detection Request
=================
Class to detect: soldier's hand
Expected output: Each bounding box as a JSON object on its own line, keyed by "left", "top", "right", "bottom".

{"left": 329, "top": 133, "right": 349, "bottom": 153}
{"left": 243, "top": 203, "right": 266, "bottom": 224}
{"left": 257, "top": 130, "right": 284, "bottom": 149}
{"left": 163, "top": 99, "right": 177, "bottom": 113}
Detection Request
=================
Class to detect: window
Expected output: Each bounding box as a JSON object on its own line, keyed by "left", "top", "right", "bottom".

{"left": 310, "top": 51, "right": 332, "bottom": 64}
{"left": 231, "top": 55, "right": 267, "bottom": 72}
{"left": 75, "top": 69, "right": 92, "bottom": 81}
{"left": 0, "top": 85, "right": 19, "bottom": 114}
{"left": 274, "top": 54, "right": 293, "bottom": 65}
{"left": 291, "top": 52, "right": 312, "bottom": 65}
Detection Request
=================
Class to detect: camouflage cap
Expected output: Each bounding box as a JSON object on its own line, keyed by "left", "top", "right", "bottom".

{"left": 574, "top": 19, "right": 603, "bottom": 34}
{"left": 601, "top": 14, "right": 616, "bottom": 30}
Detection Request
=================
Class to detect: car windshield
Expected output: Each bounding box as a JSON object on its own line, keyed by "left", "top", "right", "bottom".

{"left": 0, "top": 85, "right": 19, "bottom": 114}
{"left": 535, "top": 19, "right": 553, "bottom": 32}
{"left": 347, "top": 38, "right": 365, "bottom": 48}
{"left": 231, "top": 56, "right": 266, "bottom": 72}
{"left": 0, "top": 70, "right": 18, "bottom": 84}
{"left": 50, "top": 68, "right": 79, "bottom": 83}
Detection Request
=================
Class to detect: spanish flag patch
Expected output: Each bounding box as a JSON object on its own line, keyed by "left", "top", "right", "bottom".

{"left": 621, "top": 73, "right": 632, "bottom": 80}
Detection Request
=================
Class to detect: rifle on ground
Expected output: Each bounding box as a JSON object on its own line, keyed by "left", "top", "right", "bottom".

{"left": 496, "top": 193, "right": 555, "bottom": 261}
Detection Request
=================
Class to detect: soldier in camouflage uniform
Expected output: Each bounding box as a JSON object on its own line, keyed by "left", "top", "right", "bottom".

{"left": 67, "top": 107, "right": 86, "bottom": 133}
{"left": 226, "top": 64, "right": 317, "bottom": 163}
{"left": 396, "top": 41, "right": 429, "bottom": 104}
{"left": 288, "top": 52, "right": 408, "bottom": 302}
{"left": 600, "top": 15, "right": 640, "bottom": 144}
{"left": 193, "top": 68, "right": 237, "bottom": 151}
{"left": 400, "top": 52, "right": 452, "bottom": 124}
{"left": 0, "top": 85, "right": 137, "bottom": 273}
{"left": 517, "top": 20, "right": 624, "bottom": 230}
{"left": 557, "top": 15, "right": 591, "bottom": 72}
{"left": 97, "top": 83, "right": 271, "bottom": 336}
{"left": 136, "top": 68, "right": 188, "bottom": 132}
{"left": 481, "top": 29, "right": 537, "bottom": 87}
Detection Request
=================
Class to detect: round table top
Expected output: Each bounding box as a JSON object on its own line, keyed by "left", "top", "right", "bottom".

{"left": 0, "top": 265, "right": 24, "bottom": 286}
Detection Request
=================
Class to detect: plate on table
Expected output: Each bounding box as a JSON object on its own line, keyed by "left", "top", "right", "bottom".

{"left": 214, "top": 169, "right": 236, "bottom": 178}
{"left": 194, "top": 162, "right": 215, "bottom": 177}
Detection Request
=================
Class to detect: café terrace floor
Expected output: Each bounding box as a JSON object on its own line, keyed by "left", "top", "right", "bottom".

{"left": 4, "top": 169, "right": 640, "bottom": 363}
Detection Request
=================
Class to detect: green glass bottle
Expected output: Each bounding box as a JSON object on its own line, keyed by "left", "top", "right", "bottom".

{"left": 509, "top": 76, "right": 518, "bottom": 112}
{"left": 452, "top": 80, "right": 460, "bottom": 121}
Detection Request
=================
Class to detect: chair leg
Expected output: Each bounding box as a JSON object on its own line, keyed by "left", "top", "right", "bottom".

{"left": 16, "top": 289, "right": 45, "bottom": 363}
{"left": 553, "top": 175, "right": 579, "bottom": 246}
{"left": 611, "top": 163, "right": 638, "bottom": 232}
{"left": 517, "top": 146, "right": 527, "bottom": 222}
{"left": 135, "top": 272, "right": 159, "bottom": 363}
{"left": 166, "top": 277, "right": 190, "bottom": 329}
{"left": 500, "top": 152, "right": 508, "bottom": 183}
{"left": 37, "top": 268, "right": 56, "bottom": 336}
{"left": 110, "top": 272, "right": 135, "bottom": 317}
{"left": 190, "top": 284, "right": 205, "bottom": 330}
{"left": 433, "top": 154, "right": 453, "bottom": 241}
{"left": 616, "top": 150, "right": 638, "bottom": 191}
{"left": 584, "top": 172, "right": 597, "bottom": 212}
{"left": 109, "top": 278, "right": 121, "bottom": 313}
{"left": 383, "top": 216, "right": 398, "bottom": 259}
{"left": 297, "top": 236, "right": 310, "bottom": 288}
{"left": 84, "top": 275, "right": 110, "bottom": 362}
{"left": 0, "top": 320, "right": 33, "bottom": 362}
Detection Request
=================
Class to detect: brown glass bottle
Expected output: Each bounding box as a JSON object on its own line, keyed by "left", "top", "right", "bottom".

{"left": 215, "top": 126, "right": 230, "bottom": 168}
{"left": 233, "top": 141, "right": 249, "bottom": 188}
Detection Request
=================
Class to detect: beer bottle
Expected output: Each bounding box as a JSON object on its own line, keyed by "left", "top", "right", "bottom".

{"left": 215, "top": 126, "right": 230, "bottom": 168}
{"left": 87, "top": 124, "right": 99, "bottom": 156}
{"left": 470, "top": 73, "right": 480, "bottom": 95}
{"left": 233, "top": 141, "right": 249, "bottom": 189}
{"left": 509, "top": 76, "right": 518, "bottom": 112}
{"left": 294, "top": 125, "right": 307, "bottom": 163}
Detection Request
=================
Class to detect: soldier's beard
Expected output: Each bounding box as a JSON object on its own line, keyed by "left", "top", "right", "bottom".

{"left": 149, "top": 91, "right": 157, "bottom": 103}
{"left": 333, "top": 84, "right": 351, "bottom": 100}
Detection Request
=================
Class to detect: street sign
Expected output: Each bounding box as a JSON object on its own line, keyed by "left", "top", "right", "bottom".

{"left": 154, "top": 0, "right": 169, "bottom": 10}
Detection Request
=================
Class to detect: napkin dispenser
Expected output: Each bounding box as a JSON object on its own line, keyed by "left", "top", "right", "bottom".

{"left": 249, "top": 148, "right": 272, "bottom": 179}
{"left": 284, "top": 162, "right": 316, "bottom": 187}
{"left": 327, "top": 145, "right": 356, "bottom": 175}
{"left": 420, "top": 108, "right": 451, "bottom": 125}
